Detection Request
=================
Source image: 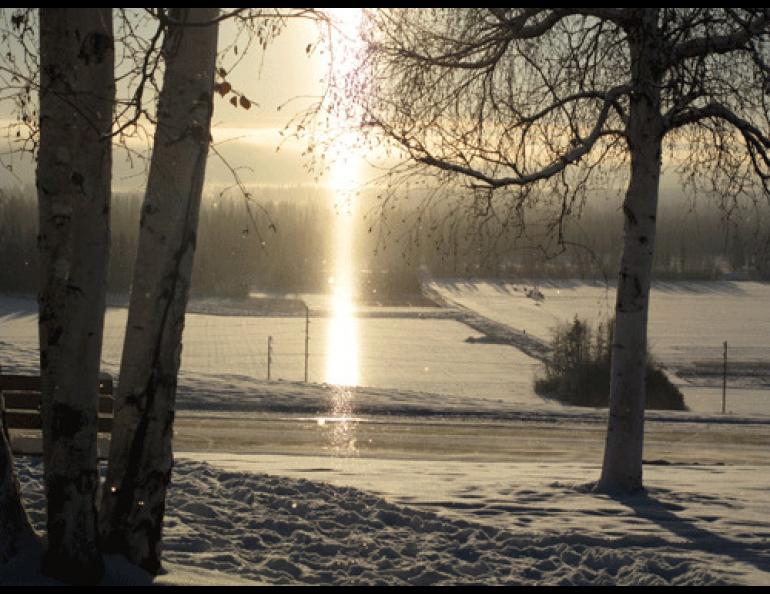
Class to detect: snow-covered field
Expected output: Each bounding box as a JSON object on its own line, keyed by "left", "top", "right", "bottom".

{"left": 430, "top": 279, "right": 770, "bottom": 415}
{"left": 6, "top": 281, "right": 770, "bottom": 415}
{"left": 0, "top": 294, "right": 544, "bottom": 408}
{"left": 429, "top": 279, "right": 770, "bottom": 356}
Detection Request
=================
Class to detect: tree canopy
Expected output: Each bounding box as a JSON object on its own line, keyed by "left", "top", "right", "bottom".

{"left": 360, "top": 9, "right": 770, "bottom": 217}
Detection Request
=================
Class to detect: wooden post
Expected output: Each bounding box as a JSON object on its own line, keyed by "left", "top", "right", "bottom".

{"left": 304, "top": 305, "right": 310, "bottom": 383}
{"left": 722, "top": 340, "right": 727, "bottom": 414}
{"left": 267, "top": 336, "right": 273, "bottom": 382}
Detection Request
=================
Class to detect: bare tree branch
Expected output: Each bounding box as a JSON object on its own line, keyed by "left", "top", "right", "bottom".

{"left": 668, "top": 10, "right": 770, "bottom": 65}
{"left": 668, "top": 101, "right": 770, "bottom": 149}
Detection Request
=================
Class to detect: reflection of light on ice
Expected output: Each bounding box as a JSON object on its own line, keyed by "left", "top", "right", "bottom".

{"left": 318, "top": 386, "right": 358, "bottom": 457}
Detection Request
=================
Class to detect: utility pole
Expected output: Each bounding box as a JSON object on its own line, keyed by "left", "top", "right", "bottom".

{"left": 722, "top": 340, "right": 727, "bottom": 414}
{"left": 304, "top": 304, "right": 310, "bottom": 383}
{"left": 267, "top": 335, "right": 273, "bottom": 382}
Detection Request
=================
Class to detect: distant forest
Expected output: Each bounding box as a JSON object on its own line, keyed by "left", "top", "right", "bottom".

{"left": 2, "top": 187, "right": 770, "bottom": 300}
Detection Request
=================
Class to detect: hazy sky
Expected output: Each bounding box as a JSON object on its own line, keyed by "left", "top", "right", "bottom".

{"left": 0, "top": 8, "right": 700, "bottom": 202}
{"left": 205, "top": 14, "right": 333, "bottom": 190}
{"left": 0, "top": 9, "right": 345, "bottom": 193}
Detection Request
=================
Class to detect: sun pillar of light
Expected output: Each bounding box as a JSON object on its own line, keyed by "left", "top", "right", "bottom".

{"left": 325, "top": 199, "right": 359, "bottom": 387}
{"left": 324, "top": 8, "right": 363, "bottom": 389}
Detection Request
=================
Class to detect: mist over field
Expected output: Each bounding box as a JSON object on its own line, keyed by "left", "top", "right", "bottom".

{"left": 3, "top": 186, "right": 769, "bottom": 299}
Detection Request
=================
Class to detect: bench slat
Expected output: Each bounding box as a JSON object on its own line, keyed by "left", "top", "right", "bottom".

{"left": 2, "top": 392, "right": 114, "bottom": 414}
{"left": 0, "top": 374, "right": 112, "bottom": 394}
{"left": 4, "top": 411, "right": 113, "bottom": 432}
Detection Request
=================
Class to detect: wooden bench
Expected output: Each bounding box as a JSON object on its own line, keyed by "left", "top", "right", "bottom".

{"left": 1, "top": 373, "right": 114, "bottom": 453}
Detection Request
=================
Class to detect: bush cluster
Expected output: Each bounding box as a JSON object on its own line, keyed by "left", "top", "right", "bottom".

{"left": 535, "top": 316, "right": 687, "bottom": 410}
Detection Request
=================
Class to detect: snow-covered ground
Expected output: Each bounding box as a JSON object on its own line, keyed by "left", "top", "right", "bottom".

{"left": 3, "top": 284, "right": 770, "bottom": 585}
{"left": 430, "top": 279, "right": 770, "bottom": 415}
{"left": 9, "top": 455, "right": 770, "bottom": 585}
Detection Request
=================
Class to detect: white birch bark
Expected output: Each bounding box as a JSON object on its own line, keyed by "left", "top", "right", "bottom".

{"left": 598, "top": 12, "right": 664, "bottom": 493}
{"left": 99, "top": 8, "right": 219, "bottom": 573}
{"left": 36, "top": 8, "right": 113, "bottom": 583}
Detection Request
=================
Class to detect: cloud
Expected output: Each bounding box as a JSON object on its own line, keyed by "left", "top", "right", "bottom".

{"left": 212, "top": 125, "right": 286, "bottom": 149}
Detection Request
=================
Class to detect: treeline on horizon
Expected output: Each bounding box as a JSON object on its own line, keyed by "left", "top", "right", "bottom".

{"left": 1, "top": 186, "right": 769, "bottom": 300}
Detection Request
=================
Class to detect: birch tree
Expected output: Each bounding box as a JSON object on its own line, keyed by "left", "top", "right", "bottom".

{"left": 98, "top": 7, "right": 219, "bottom": 573}
{"left": 0, "top": 6, "right": 326, "bottom": 578}
{"left": 36, "top": 8, "right": 114, "bottom": 583}
{"left": 360, "top": 8, "right": 770, "bottom": 493}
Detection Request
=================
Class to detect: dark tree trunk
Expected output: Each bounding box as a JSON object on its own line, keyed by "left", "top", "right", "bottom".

{"left": 37, "top": 8, "right": 114, "bottom": 584}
